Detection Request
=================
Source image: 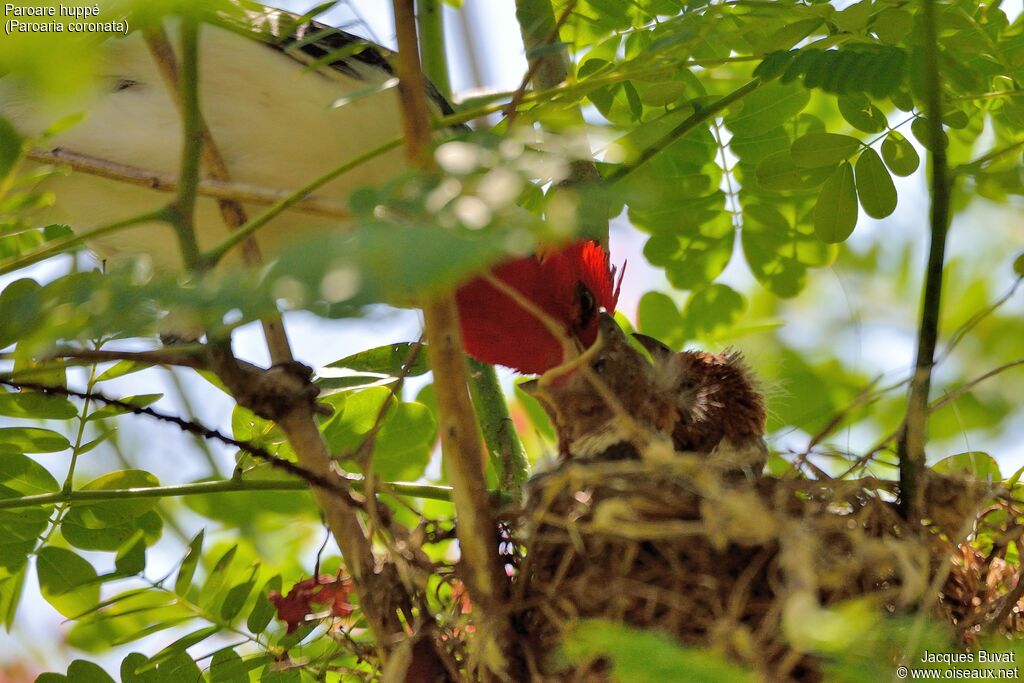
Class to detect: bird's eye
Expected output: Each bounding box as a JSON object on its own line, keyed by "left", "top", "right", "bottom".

{"left": 576, "top": 283, "right": 597, "bottom": 330}
{"left": 593, "top": 359, "right": 606, "bottom": 373}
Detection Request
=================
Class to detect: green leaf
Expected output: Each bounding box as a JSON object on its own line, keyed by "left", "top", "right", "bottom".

{"left": 683, "top": 285, "right": 746, "bottom": 339}
{"left": 637, "top": 292, "right": 685, "bottom": 350}
{"left": 813, "top": 161, "right": 859, "bottom": 243}
{"left": 725, "top": 82, "right": 809, "bottom": 136}
{"left": 754, "top": 151, "right": 833, "bottom": 191}
{"left": 120, "top": 653, "right": 151, "bottom": 683}
{"left": 911, "top": 116, "right": 949, "bottom": 151}
{"left": 1013, "top": 252, "right": 1024, "bottom": 278}
{"left": 790, "top": 133, "right": 861, "bottom": 168}
{"left": 0, "top": 427, "right": 70, "bottom": 454}
{"left": 37, "top": 546, "right": 100, "bottom": 618}
{"left": 854, "top": 148, "right": 897, "bottom": 219}
{"left": 113, "top": 531, "right": 147, "bottom": 577}
{"left": 34, "top": 674, "right": 68, "bottom": 683}
{"left": 880, "top": 131, "right": 920, "bottom": 177}
{"left": 0, "top": 565, "right": 27, "bottom": 629}
{"left": 247, "top": 574, "right": 281, "bottom": 634}
{"left": 62, "top": 510, "right": 162, "bottom": 552}
{"left": 326, "top": 343, "right": 429, "bottom": 376}
{"left": 210, "top": 649, "right": 272, "bottom": 683}
{"left": 199, "top": 545, "right": 238, "bottom": 606}
{"left": 221, "top": 564, "right": 259, "bottom": 621}
{"left": 0, "top": 279, "right": 43, "bottom": 348}
{"left": 136, "top": 626, "right": 220, "bottom": 673}
{"left": 0, "top": 116, "right": 24, "bottom": 182}
{"left": 174, "top": 530, "right": 204, "bottom": 595}
{"left": 95, "top": 361, "right": 148, "bottom": 382}
{"left": 0, "top": 451, "right": 60, "bottom": 498}
{"left": 873, "top": 8, "right": 913, "bottom": 44}
{"left": 932, "top": 452, "right": 1001, "bottom": 481}
{"left": 838, "top": 95, "right": 886, "bottom": 133}
{"left": 0, "top": 390, "right": 77, "bottom": 419}
{"left": 63, "top": 470, "right": 161, "bottom": 528}
{"left": 66, "top": 660, "right": 115, "bottom": 683}
{"left": 323, "top": 388, "right": 437, "bottom": 480}
{"left": 558, "top": 619, "right": 755, "bottom": 683}
{"left": 832, "top": 0, "right": 871, "bottom": 31}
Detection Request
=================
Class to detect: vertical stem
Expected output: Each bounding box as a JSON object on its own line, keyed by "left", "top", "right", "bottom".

{"left": 416, "top": 0, "right": 452, "bottom": 102}
{"left": 391, "top": 0, "right": 510, "bottom": 656}
{"left": 166, "top": 17, "right": 203, "bottom": 266}
{"left": 468, "top": 359, "right": 529, "bottom": 501}
{"left": 898, "top": 0, "right": 952, "bottom": 520}
{"left": 513, "top": 0, "right": 608, "bottom": 247}
{"left": 147, "top": 13, "right": 408, "bottom": 655}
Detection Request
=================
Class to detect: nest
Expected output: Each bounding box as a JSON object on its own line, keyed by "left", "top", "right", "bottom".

{"left": 506, "top": 457, "right": 1016, "bottom": 682}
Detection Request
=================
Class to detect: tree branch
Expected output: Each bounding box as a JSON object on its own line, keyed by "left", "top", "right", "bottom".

{"left": 392, "top": 0, "right": 510, "bottom": 659}
{"left": 27, "top": 147, "right": 352, "bottom": 220}
{"left": 605, "top": 78, "right": 762, "bottom": 185}
{"left": 0, "top": 476, "right": 458, "bottom": 511}
{"left": 142, "top": 13, "right": 411, "bottom": 654}
{"left": 898, "top": 0, "right": 953, "bottom": 519}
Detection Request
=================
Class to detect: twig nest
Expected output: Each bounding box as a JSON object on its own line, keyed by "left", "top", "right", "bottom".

{"left": 512, "top": 459, "right": 938, "bottom": 681}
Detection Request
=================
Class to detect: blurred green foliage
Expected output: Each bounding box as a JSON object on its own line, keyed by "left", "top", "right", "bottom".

{"left": 0, "top": 0, "right": 1021, "bottom": 680}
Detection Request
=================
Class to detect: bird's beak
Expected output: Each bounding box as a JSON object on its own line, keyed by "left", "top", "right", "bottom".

{"left": 519, "top": 378, "right": 539, "bottom": 396}
{"left": 632, "top": 332, "right": 674, "bottom": 365}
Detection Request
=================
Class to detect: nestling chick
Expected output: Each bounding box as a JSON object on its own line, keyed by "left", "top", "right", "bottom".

{"left": 634, "top": 334, "right": 769, "bottom": 474}
{"left": 522, "top": 314, "right": 768, "bottom": 474}
{"left": 520, "top": 313, "right": 678, "bottom": 460}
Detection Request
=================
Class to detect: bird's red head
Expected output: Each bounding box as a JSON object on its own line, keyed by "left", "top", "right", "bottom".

{"left": 455, "top": 240, "right": 622, "bottom": 375}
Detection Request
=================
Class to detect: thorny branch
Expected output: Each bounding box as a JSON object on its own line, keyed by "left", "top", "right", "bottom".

{"left": 0, "top": 378, "right": 360, "bottom": 505}
{"left": 143, "top": 13, "right": 412, "bottom": 656}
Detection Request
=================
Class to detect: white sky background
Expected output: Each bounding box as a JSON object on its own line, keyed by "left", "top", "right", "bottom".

{"left": 1, "top": 0, "right": 1023, "bottom": 673}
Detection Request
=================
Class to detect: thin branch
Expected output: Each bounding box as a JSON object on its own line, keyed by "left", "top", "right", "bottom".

{"left": 392, "top": 0, "right": 509, "bottom": 647}
{"left": 0, "top": 378, "right": 360, "bottom": 505}
{"left": 0, "top": 208, "right": 169, "bottom": 277}
{"left": 898, "top": 0, "right": 954, "bottom": 520}
{"left": 0, "top": 476, "right": 457, "bottom": 511}
{"left": 202, "top": 137, "right": 402, "bottom": 266}
{"left": 843, "top": 359, "right": 1023, "bottom": 477}
{"left": 938, "top": 276, "right": 1022, "bottom": 362}
{"left": 27, "top": 147, "right": 352, "bottom": 219}
{"left": 605, "top": 78, "right": 762, "bottom": 185}
{"left": 954, "top": 138, "right": 1024, "bottom": 176}
{"left": 143, "top": 15, "right": 408, "bottom": 652}
{"left": 45, "top": 346, "right": 206, "bottom": 370}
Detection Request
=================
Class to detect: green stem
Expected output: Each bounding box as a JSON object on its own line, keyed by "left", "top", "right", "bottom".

{"left": 416, "top": 0, "right": 452, "bottom": 102}
{"left": 954, "top": 138, "right": 1024, "bottom": 176}
{"left": 171, "top": 16, "right": 204, "bottom": 268}
{"left": 0, "top": 476, "right": 460, "bottom": 511}
{"left": 897, "top": 0, "right": 953, "bottom": 520}
{"left": 202, "top": 138, "right": 401, "bottom": 265}
{"left": 606, "top": 79, "right": 762, "bottom": 185}
{"left": 0, "top": 209, "right": 169, "bottom": 277}
{"left": 61, "top": 362, "right": 100, "bottom": 494}
{"left": 468, "top": 359, "right": 529, "bottom": 502}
